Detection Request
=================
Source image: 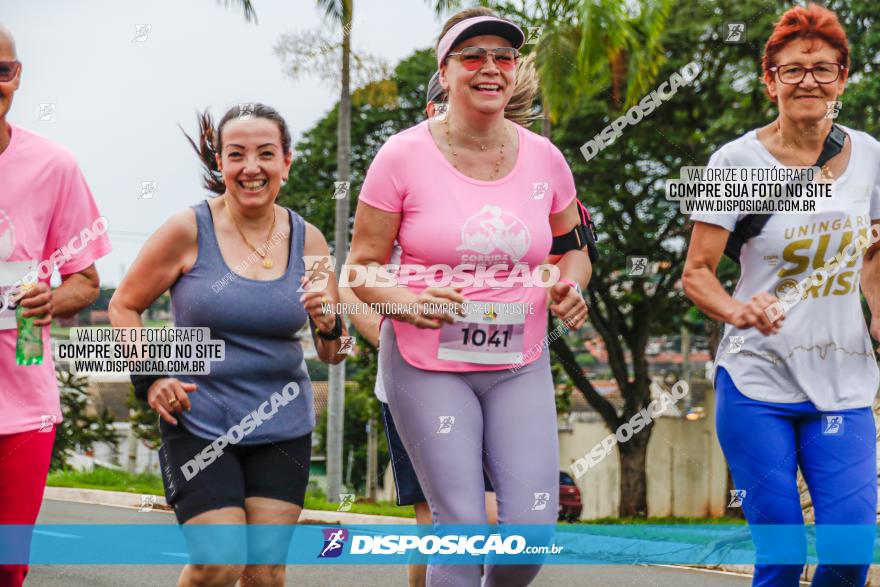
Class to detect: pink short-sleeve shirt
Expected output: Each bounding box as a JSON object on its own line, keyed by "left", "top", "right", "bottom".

{"left": 0, "top": 123, "right": 112, "bottom": 434}
{"left": 358, "top": 120, "right": 577, "bottom": 371}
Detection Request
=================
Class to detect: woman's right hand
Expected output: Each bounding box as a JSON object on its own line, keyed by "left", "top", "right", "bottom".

{"left": 727, "top": 292, "right": 785, "bottom": 335}
{"left": 399, "top": 288, "right": 466, "bottom": 329}
{"left": 147, "top": 378, "right": 198, "bottom": 425}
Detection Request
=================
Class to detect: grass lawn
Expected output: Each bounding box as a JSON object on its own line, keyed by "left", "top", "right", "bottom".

{"left": 46, "top": 468, "right": 747, "bottom": 525}
{"left": 304, "top": 495, "right": 415, "bottom": 518}
{"left": 47, "top": 468, "right": 164, "bottom": 496}
{"left": 46, "top": 467, "right": 416, "bottom": 517}
{"left": 582, "top": 516, "right": 747, "bottom": 525}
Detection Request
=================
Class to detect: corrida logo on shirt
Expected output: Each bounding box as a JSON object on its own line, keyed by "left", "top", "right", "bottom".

{"left": 773, "top": 213, "right": 871, "bottom": 301}
{"left": 456, "top": 205, "right": 532, "bottom": 267}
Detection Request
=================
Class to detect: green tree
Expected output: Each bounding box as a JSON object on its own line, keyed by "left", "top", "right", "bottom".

{"left": 316, "top": 0, "right": 353, "bottom": 504}
{"left": 278, "top": 48, "right": 436, "bottom": 233}
{"left": 91, "top": 287, "right": 116, "bottom": 312}
{"left": 52, "top": 370, "right": 120, "bottom": 470}
{"left": 127, "top": 389, "right": 160, "bottom": 450}
{"left": 543, "top": 0, "right": 771, "bottom": 517}
{"left": 440, "top": 0, "right": 671, "bottom": 123}
{"left": 314, "top": 346, "right": 389, "bottom": 494}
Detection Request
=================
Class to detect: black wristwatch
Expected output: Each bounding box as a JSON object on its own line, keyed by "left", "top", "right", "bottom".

{"left": 314, "top": 315, "right": 343, "bottom": 341}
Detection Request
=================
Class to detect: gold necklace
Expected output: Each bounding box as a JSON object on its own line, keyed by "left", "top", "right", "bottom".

{"left": 443, "top": 118, "right": 506, "bottom": 180}
{"left": 224, "top": 199, "right": 277, "bottom": 269}
{"left": 775, "top": 121, "right": 835, "bottom": 179}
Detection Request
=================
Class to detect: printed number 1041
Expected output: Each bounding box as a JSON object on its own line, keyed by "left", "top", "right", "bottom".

{"left": 461, "top": 326, "right": 511, "bottom": 348}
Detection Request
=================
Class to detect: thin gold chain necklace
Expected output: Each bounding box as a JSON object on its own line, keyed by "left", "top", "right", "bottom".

{"left": 443, "top": 118, "right": 506, "bottom": 181}
{"left": 224, "top": 199, "right": 277, "bottom": 269}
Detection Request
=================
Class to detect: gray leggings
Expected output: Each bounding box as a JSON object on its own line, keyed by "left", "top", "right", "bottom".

{"left": 380, "top": 321, "right": 559, "bottom": 586}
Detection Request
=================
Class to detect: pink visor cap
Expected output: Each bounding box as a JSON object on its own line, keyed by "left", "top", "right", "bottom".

{"left": 436, "top": 15, "right": 525, "bottom": 68}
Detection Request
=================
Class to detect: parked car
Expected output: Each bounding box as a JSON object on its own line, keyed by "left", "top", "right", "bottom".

{"left": 559, "top": 471, "right": 582, "bottom": 522}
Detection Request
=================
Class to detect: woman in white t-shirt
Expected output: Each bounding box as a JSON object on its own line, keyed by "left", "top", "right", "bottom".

{"left": 683, "top": 5, "right": 880, "bottom": 586}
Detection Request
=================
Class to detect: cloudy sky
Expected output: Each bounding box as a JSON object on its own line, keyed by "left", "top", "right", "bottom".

{"left": 5, "top": 0, "right": 443, "bottom": 286}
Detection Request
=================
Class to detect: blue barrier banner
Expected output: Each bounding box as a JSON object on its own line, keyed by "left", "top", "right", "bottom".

{"left": 1, "top": 524, "right": 876, "bottom": 565}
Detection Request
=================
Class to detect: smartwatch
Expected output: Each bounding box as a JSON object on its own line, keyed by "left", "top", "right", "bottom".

{"left": 315, "top": 315, "right": 343, "bottom": 341}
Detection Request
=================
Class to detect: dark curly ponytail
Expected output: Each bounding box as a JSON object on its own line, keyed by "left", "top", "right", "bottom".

{"left": 181, "top": 103, "right": 292, "bottom": 195}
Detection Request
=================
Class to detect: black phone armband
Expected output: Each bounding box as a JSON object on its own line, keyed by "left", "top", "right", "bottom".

{"left": 551, "top": 200, "right": 599, "bottom": 262}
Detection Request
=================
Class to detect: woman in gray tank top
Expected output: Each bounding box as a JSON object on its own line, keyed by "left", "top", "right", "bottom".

{"left": 109, "top": 103, "right": 347, "bottom": 587}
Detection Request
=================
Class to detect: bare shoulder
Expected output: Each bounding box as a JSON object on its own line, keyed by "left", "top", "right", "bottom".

{"left": 146, "top": 206, "right": 199, "bottom": 273}
{"left": 160, "top": 207, "right": 198, "bottom": 242}
{"left": 303, "top": 221, "right": 330, "bottom": 254}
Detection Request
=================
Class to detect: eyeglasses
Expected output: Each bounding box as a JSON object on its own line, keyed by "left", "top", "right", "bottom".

{"left": 446, "top": 47, "right": 519, "bottom": 72}
{"left": 769, "top": 62, "right": 845, "bottom": 85}
{"left": 0, "top": 61, "right": 20, "bottom": 82}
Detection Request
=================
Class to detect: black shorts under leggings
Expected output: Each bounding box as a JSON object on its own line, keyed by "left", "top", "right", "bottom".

{"left": 158, "top": 420, "right": 311, "bottom": 524}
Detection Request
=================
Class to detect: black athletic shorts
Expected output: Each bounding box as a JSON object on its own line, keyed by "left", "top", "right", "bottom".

{"left": 158, "top": 419, "right": 311, "bottom": 524}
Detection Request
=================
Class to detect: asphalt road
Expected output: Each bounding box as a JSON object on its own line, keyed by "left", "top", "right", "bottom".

{"left": 27, "top": 499, "right": 754, "bottom": 586}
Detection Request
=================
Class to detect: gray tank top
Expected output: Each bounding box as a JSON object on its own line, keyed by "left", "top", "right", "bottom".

{"left": 170, "top": 200, "right": 314, "bottom": 443}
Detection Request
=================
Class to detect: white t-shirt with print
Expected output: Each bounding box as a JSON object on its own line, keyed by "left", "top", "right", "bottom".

{"left": 693, "top": 125, "right": 880, "bottom": 411}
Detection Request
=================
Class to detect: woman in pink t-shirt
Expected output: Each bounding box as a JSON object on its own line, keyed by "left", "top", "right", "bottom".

{"left": 348, "top": 9, "right": 591, "bottom": 586}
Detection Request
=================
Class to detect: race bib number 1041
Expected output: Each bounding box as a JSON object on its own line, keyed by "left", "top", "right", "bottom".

{"left": 437, "top": 302, "right": 526, "bottom": 365}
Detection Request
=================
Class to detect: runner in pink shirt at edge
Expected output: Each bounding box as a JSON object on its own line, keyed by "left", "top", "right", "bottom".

{"left": 347, "top": 10, "right": 591, "bottom": 587}
{"left": 0, "top": 24, "right": 111, "bottom": 587}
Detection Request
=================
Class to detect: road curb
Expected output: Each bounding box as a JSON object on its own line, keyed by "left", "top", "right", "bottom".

{"left": 44, "top": 486, "right": 414, "bottom": 524}
{"left": 45, "top": 486, "right": 172, "bottom": 511}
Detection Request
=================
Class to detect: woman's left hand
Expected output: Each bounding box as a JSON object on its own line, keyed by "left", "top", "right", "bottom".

{"left": 299, "top": 276, "right": 337, "bottom": 333}
{"left": 549, "top": 281, "right": 588, "bottom": 330}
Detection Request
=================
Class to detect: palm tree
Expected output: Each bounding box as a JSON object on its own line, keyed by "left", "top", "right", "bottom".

{"left": 308, "top": 0, "right": 354, "bottom": 504}
{"left": 217, "top": 0, "right": 257, "bottom": 23}
{"left": 537, "top": 0, "right": 675, "bottom": 520}
{"left": 471, "top": 0, "right": 671, "bottom": 123}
